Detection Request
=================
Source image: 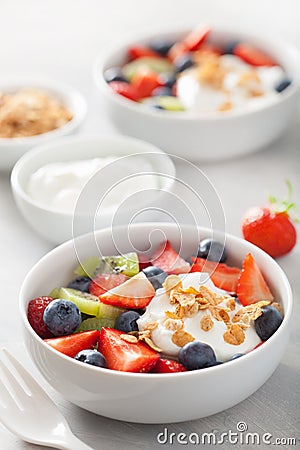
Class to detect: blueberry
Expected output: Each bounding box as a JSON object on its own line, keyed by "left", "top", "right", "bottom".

{"left": 151, "top": 104, "right": 165, "bottom": 110}
{"left": 197, "top": 239, "right": 227, "bottom": 263}
{"left": 104, "top": 67, "right": 128, "bottom": 83}
{"left": 132, "top": 308, "right": 146, "bottom": 315}
{"left": 43, "top": 299, "right": 81, "bottom": 336}
{"left": 275, "top": 78, "right": 292, "bottom": 93}
{"left": 185, "top": 256, "right": 193, "bottom": 264}
{"left": 223, "top": 41, "right": 239, "bottom": 54}
{"left": 159, "top": 74, "right": 177, "bottom": 88}
{"left": 230, "top": 353, "right": 244, "bottom": 361}
{"left": 142, "top": 266, "right": 168, "bottom": 290}
{"left": 254, "top": 306, "right": 283, "bottom": 341}
{"left": 149, "top": 39, "right": 175, "bottom": 57}
{"left": 115, "top": 311, "right": 140, "bottom": 333}
{"left": 178, "top": 341, "right": 217, "bottom": 370}
{"left": 67, "top": 276, "right": 91, "bottom": 293}
{"left": 174, "top": 53, "right": 195, "bottom": 73}
{"left": 74, "top": 349, "right": 106, "bottom": 368}
{"left": 207, "top": 360, "right": 223, "bottom": 367}
{"left": 152, "top": 86, "right": 174, "bottom": 97}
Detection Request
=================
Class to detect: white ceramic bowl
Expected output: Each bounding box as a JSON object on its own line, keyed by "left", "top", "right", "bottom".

{"left": 0, "top": 77, "right": 87, "bottom": 171}
{"left": 11, "top": 136, "right": 176, "bottom": 244}
{"left": 19, "top": 223, "right": 292, "bottom": 423}
{"left": 94, "top": 28, "right": 300, "bottom": 161}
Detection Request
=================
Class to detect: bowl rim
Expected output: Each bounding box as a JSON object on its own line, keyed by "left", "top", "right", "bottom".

{"left": 10, "top": 134, "right": 177, "bottom": 217}
{"left": 94, "top": 26, "right": 300, "bottom": 122}
{"left": 19, "top": 222, "right": 293, "bottom": 379}
{"left": 0, "top": 76, "right": 87, "bottom": 146}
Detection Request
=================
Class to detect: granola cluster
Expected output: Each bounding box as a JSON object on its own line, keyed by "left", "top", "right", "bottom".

{"left": 137, "top": 275, "right": 273, "bottom": 349}
{"left": 0, "top": 89, "right": 73, "bottom": 138}
{"left": 121, "top": 328, "right": 163, "bottom": 353}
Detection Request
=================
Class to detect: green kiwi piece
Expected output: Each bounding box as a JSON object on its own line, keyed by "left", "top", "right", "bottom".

{"left": 156, "top": 96, "right": 185, "bottom": 111}
{"left": 123, "top": 57, "right": 174, "bottom": 81}
{"left": 74, "top": 256, "right": 101, "bottom": 277}
{"left": 59, "top": 287, "right": 125, "bottom": 319}
{"left": 49, "top": 287, "right": 60, "bottom": 299}
{"left": 74, "top": 252, "right": 139, "bottom": 278}
{"left": 99, "top": 252, "right": 139, "bottom": 277}
{"left": 59, "top": 288, "right": 100, "bottom": 316}
{"left": 97, "top": 302, "right": 125, "bottom": 320}
{"left": 77, "top": 317, "right": 115, "bottom": 332}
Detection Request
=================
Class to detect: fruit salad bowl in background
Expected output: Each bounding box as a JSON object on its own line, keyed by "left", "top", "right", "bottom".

{"left": 94, "top": 27, "right": 300, "bottom": 161}
{"left": 0, "top": 77, "right": 87, "bottom": 171}
{"left": 19, "top": 223, "right": 292, "bottom": 423}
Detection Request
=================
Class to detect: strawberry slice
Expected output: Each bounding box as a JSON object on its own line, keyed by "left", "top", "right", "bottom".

{"left": 168, "top": 42, "right": 189, "bottom": 62}
{"left": 237, "top": 253, "right": 274, "bottom": 306}
{"left": 131, "top": 69, "right": 162, "bottom": 99}
{"left": 249, "top": 342, "right": 264, "bottom": 352}
{"left": 128, "top": 45, "right": 161, "bottom": 60}
{"left": 182, "top": 25, "right": 211, "bottom": 52}
{"left": 99, "top": 328, "right": 159, "bottom": 372}
{"left": 137, "top": 253, "right": 152, "bottom": 270}
{"left": 108, "top": 81, "right": 138, "bottom": 101}
{"left": 151, "top": 241, "right": 190, "bottom": 275}
{"left": 190, "top": 257, "right": 241, "bottom": 293}
{"left": 89, "top": 273, "right": 128, "bottom": 297}
{"left": 99, "top": 272, "right": 155, "bottom": 309}
{"left": 199, "top": 43, "right": 221, "bottom": 55}
{"left": 44, "top": 330, "right": 100, "bottom": 358}
{"left": 233, "top": 43, "right": 277, "bottom": 66}
{"left": 151, "top": 358, "right": 187, "bottom": 373}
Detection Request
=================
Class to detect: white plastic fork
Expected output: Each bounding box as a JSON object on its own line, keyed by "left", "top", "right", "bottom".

{"left": 0, "top": 348, "right": 93, "bottom": 449}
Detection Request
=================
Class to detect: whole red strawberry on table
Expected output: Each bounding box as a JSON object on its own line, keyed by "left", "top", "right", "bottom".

{"left": 242, "top": 181, "right": 297, "bottom": 258}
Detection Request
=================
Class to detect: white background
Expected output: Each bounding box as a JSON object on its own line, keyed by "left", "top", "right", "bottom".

{"left": 0, "top": 0, "right": 299, "bottom": 449}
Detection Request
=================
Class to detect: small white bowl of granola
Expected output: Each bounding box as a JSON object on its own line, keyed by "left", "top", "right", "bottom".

{"left": 0, "top": 77, "right": 87, "bottom": 171}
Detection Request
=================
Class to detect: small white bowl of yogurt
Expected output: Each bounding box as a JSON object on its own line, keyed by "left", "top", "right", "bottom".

{"left": 11, "top": 135, "right": 176, "bottom": 244}
{"left": 95, "top": 27, "right": 300, "bottom": 160}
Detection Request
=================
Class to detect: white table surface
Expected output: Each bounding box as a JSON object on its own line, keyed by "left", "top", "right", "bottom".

{"left": 0, "top": 0, "right": 299, "bottom": 448}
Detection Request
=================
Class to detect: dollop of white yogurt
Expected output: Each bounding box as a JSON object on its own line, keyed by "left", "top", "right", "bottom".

{"left": 177, "top": 54, "right": 285, "bottom": 114}
{"left": 137, "top": 272, "right": 261, "bottom": 362}
{"left": 27, "top": 156, "right": 160, "bottom": 213}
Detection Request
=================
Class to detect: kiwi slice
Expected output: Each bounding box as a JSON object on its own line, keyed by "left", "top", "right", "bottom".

{"left": 77, "top": 317, "right": 115, "bottom": 332}
{"left": 99, "top": 252, "right": 139, "bottom": 277}
{"left": 74, "top": 252, "right": 139, "bottom": 278}
{"left": 59, "top": 287, "right": 125, "bottom": 319}
{"left": 156, "top": 96, "right": 185, "bottom": 111}
{"left": 74, "top": 256, "right": 102, "bottom": 278}
{"left": 97, "top": 302, "right": 125, "bottom": 320}
{"left": 59, "top": 288, "right": 101, "bottom": 316}
{"left": 123, "top": 57, "right": 174, "bottom": 81}
{"left": 49, "top": 287, "right": 60, "bottom": 299}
